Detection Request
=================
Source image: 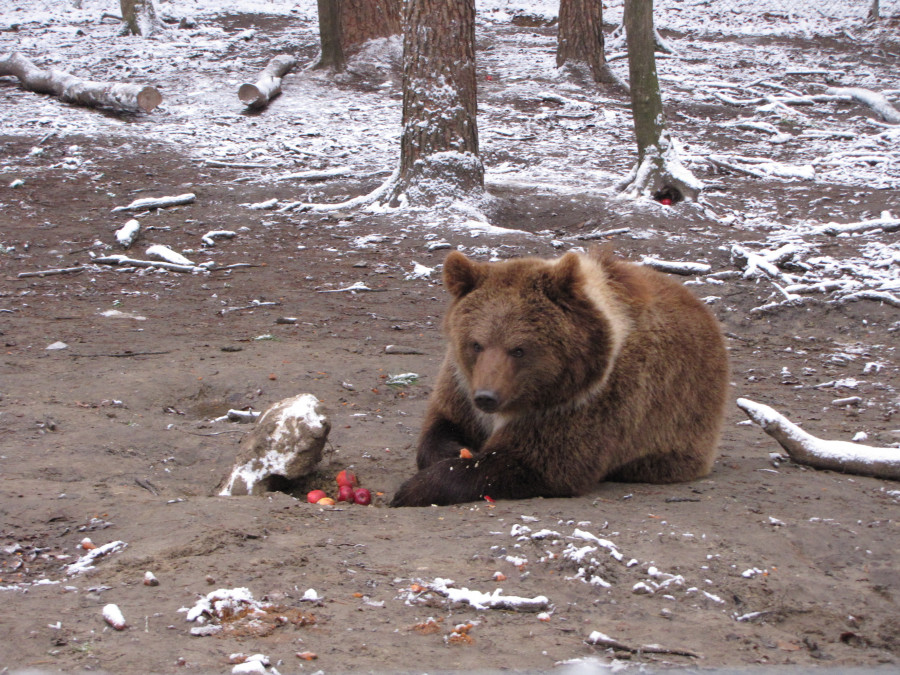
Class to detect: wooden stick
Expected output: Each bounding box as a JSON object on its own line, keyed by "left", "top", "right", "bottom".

{"left": 737, "top": 398, "right": 900, "bottom": 481}
{"left": 586, "top": 631, "right": 700, "bottom": 658}
{"left": 111, "top": 193, "right": 195, "bottom": 213}
{"left": 93, "top": 254, "right": 199, "bottom": 273}
{"left": 0, "top": 52, "right": 161, "bottom": 113}
{"left": 238, "top": 54, "right": 297, "bottom": 109}
{"left": 17, "top": 266, "right": 85, "bottom": 278}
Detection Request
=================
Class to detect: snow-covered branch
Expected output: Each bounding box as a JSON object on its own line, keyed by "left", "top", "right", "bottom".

{"left": 825, "top": 87, "right": 900, "bottom": 124}
{"left": 737, "top": 398, "right": 900, "bottom": 481}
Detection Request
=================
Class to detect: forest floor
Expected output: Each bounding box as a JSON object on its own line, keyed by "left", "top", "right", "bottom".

{"left": 2, "top": 2, "right": 900, "bottom": 674}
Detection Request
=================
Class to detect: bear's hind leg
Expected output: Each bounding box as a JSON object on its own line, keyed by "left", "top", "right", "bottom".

{"left": 606, "top": 446, "right": 716, "bottom": 484}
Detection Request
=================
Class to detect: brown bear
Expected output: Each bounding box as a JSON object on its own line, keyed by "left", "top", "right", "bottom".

{"left": 390, "top": 248, "right": 729, "bottom": 507}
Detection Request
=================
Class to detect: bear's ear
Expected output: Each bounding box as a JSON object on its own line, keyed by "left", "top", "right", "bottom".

{"left": 543, "top": 252, "right": 582, "bottom": 306}
{"left": 443, "top": 250, "right": 483, "bottom": 298}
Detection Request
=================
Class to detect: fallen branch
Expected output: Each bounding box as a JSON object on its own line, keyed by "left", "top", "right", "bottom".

{"left": 279, "top": 167, "right": 399, "bottom": 213}
{"left": 736, "top": 398, "right": 900, "bottom": 481}
{"left": 17, "top": 266, "right": 85, "bottom": 278}
{"left": 273, "top": 167, "right": 353, "bottom": 181}
{"left": 826, "top": 86, "right": 900, "bottom": 124}
{"left": 586, "top": 631, "right": 701, "bottom": 658}
{"left": 813, "top": 211, "right": 900, "bottom": 236}
{"left": 93, "top": 254, "right": 203, "bottom": 273}
{"left": 111, "top": 193, "right": 195, "bottom": 213}
{"left": 0, "top": 52, "right": 161, "bottom": 113}
{"left": 707, "top": 155, "right": 814, "bottom": 181}
{"left": 426, "top": 578, "right": 549, "bottom": 613}
{"left": 238, "top": 54, "right": 297, "bottom": 109}
{"left": 640, "top": 257, "right": 711, "bottom": 276}
{"left": 317, "top": 282, "right": 385, "bottom": 293}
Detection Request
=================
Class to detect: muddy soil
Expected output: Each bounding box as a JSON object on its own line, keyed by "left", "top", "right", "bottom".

{"left": 1, "top": 132, "right": 898, "bottom": 674}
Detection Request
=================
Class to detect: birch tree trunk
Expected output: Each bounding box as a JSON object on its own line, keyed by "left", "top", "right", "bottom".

{"left": 0, "top": 52, "right": 162, "bottom": 113}
{"left": 556, "top": 0, "right": 622, "bottom": 88}
{"left": 619, "top": 0, "right": 701, "bottom": 202}
{"left": 238, "top": 55, "right": 297, "bottom": 108}
{"left": 389, "top": 0, "right": 483, "bottom": 205}
{"left": 315, "top": 0, "right": 401, "bottom": 71}
{"left": 119, "top": 0, "right": 161, "bottom": 36}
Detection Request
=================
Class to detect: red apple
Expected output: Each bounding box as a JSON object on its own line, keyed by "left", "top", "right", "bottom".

{"left": 353, "top": 488, "right": 372, "bottom": 506}
{"left": 307, "top": 489, "right": 327, "bottom": 504}
{"left": 336, "top": 470, "right": 358, "bottom": 488}
{"left": 337, "top": 484, "right": 356, "bottom": 503}
{"left": 660, "top": 197, "right": 673, "bottom": 206}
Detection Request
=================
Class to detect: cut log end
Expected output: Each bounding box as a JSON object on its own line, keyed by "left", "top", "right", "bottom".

{"left": 137, "top": 86, "right": 162, "bottom": 113}
{"left": 238, "top": 83, "right": 265, "bottom": 108}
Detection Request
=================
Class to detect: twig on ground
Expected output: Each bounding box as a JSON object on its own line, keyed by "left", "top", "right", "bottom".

{"left": 17, "top": 266, "right": 85, "bottom": 278}
{"left": 586, "top": 631, "right": 701, "bottom": 658}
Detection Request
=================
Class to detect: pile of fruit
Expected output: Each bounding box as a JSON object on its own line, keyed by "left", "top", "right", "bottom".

{"left": 307, "top": 470, "right": 371, "bottom": 506}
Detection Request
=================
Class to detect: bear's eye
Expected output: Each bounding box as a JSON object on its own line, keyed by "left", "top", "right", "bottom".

{"left": 472, "top": 342, "right": 483, "bottom": 353}
{"left": 510, "top": 347, "right": 525, "bottom": 359}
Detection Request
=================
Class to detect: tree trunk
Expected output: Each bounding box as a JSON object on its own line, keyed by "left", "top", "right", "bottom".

{"left": 315, "top": 0, "right": 346, "bottom": 71}
{"left": 556, "top": 0, "right": 621, "bottom": 87}
{"left": 868, "top": 0, "right": 880, "bottom": 21}
{"left": 0, "top": 52, "right": 162, "bottom": 113}
{"left": 390, "top": 0, "right": 483, "bottom": 205}
{"left": 619, "top": 0, "right": 701, "bottom": 202}
{"left": 119, "top": 0, "right": 160, "bottom": 36}
{"left": 315, "top": 0, "right": 401, "bottom": 71}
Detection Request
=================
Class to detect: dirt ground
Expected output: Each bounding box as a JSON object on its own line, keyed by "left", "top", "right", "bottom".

{"left": 2, "top": 7, "right": 900, "bottom": 674}
{"left": 1, "top": 131, "right": 898, "bottom": 674}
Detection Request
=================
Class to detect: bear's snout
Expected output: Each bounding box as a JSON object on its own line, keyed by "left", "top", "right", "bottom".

{"left": 473, "top": 389, "right": 501, "bottom": 413}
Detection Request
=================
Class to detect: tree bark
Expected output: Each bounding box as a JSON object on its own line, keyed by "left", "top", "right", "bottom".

{"left": 556, "top": 0, "right": 621, "bottom": 87}
{"left": 238, "top": 55, "right": 298, "bottom": 109}
{"left": 0, "top": 52, "right": 162, "bottom": 113}
{"left": 390, "top": 0, "right": 483, "bottom": 205}
{"left": 315, "top": 0, "right": 401, "bottom": 71}
{"left": 315, "top": 0, "right": 346, "bottom": 71}
{"left": 119, "top": 0, "right": 160, "bottom": 36}
{"left": 619, "top": 0, "right": 701, "bottom": 202}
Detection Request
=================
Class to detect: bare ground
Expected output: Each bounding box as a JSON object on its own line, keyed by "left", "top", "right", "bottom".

{"left": 1, "top": 132, "right": 898, "bottom": 674}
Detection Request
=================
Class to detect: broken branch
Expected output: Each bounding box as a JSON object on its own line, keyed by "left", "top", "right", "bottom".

{"left": 736, "top": 398, "right": 900, "bottom": 481}
{"left": 586, "top": 631, "right": 700, "bottom": 658}
{"left": 111, "top": 193, "right": 196, "bottom": 213}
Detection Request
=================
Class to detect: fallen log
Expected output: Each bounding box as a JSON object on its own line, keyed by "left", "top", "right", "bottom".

{"left": 0, "top": 52, "right": 162, "bottom": 113}
{"left": 238, "top": 54, "right": 297, "bottom": 109}
{"left": 737, "top": 398, "right": 900, "bottom": 481}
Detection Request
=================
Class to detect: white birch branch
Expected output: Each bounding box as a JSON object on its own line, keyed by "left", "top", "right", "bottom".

{"left": 813, "top": 211, "right": 900, "bottom": 235}
{"left": 238, "top": 54, "right": 297, "bottom": 109}
{"left": 736, "top": 398, "right": 900, "bottom": 481}
{"left": 111, "top": 193, "right": 195, "bottom": 213}
{"left": 0, "top": 52, "right": 161, "bottom": 113}
{"left": 825, "top": 87, "right": 900, "bottom": 124}
{"left": 640, "top": 257, "right": 711, "bottom": 276}
{"left": 93, "top": 254, "right": 203, "bottom": 273}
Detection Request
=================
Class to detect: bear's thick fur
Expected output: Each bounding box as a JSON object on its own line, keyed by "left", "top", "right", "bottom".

{"left": 391, "top": 249, "right": 729, "bottom": 507}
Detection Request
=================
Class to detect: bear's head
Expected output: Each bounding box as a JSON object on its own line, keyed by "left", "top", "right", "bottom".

{"left": 442, "top": 250, "right": 624, "bottom": 416}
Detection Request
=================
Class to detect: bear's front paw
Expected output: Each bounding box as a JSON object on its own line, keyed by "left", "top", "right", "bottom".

{"left": 390, "top": 476, "right": 436, "bottom": 507}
